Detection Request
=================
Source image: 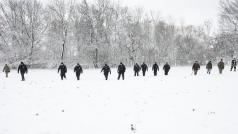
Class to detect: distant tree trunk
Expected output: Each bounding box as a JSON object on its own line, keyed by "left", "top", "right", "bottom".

{"left": 61, "top": 29, "right": 67, "bottom": 61}
{"left": 94, "top": 48, "right": 98, "bottom": 68}
{"left": 61, "top": 41, "right": 65, "bottom": 60}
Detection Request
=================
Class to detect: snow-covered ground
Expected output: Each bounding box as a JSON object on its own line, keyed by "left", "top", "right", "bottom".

{"left": 0, "top": 66, "right": 238, "bottom": 134}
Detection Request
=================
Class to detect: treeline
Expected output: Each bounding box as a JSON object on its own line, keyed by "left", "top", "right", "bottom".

{"left": 0, "top": 0, "right": 236, "bottom": 68}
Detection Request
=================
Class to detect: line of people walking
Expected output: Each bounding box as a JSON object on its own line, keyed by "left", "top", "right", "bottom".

{"left": 133, "top": 62, "right": 171, "bottom": 77}
{"left": 1, "top": 58, "right": 237, "bottom": 81}
{"left": 192, "top": 58, "right": 236, "bottom": 75}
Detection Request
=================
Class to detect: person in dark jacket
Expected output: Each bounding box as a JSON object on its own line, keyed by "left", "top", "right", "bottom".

{"left": 141, "top": 62, "right": 148, "bottom": 76}
{"left": 101, "top": 64, "right": 111, "bottom": 80}
{"left": 206, "top": 61, "right": 212, "bottom": 74}
{"left": 117, "top": 62, "right": 126, "bottom": 80}
{"left": 74, "top": 63, "right": 83, "bottom": 80}
{"left": 58, "top": 62, "right": 67, "bottom": 80}
{"left": 18, "top": 62, "right": 28, "bottom": 81}
{"left": 3, "top": 64, "right": 10, "bottom": 78}
{"left": 218, "top": 59, "right": 225, "bottom": 74}
{"left": 152, "top": 62, "right": 159, "bottom": 76}
{"left": 230, "top": 58, "right": 237, "bottom": 72}
{"left": 163, "top": 62, "right": 170, "bottom": 75}
{"left": 192, "top": 61, "right": 200, "bottom": 75}
{"left": 133, "top": 63, "right": 140, "bottom": 76}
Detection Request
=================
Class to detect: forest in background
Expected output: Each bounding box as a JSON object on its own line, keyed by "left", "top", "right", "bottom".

{"left": 0, "top": 0, "right": 237, "bottom": 68}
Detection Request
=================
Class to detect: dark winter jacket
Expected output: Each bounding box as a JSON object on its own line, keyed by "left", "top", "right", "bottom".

{"left": 206, "top": 62, "right": 212, "bottom": 69}
{"left": 3, "top": 65, "right": 10, "bottom": 72}
{"left": 192, "top": 63, "right": 200, "bottom": 71}
{"left": 231, "top": 59, "right": 237, "bottom": 67}
{"left": 152, "top": 63, "right": 159, "bottom": 71}
{"left": 118, "top": 64, "right": 126, "bottom": 73}
{"left": 101, "top": 65, "right": 111, "bottom": 74}
{"left": 141, "top": 63, "right": 148, "bottom": 72}
{"left": 218, "top": 61, "right": 225, "bottom": 69}
{"left": 18, "top": 64, "right": 28, "bottom": 74}
{"left": 58, "top": 64, "right": 67, "bottom": 74}
{"left": 134, "top": 64, "right": 140, "bottom": 72}
{"left": 74, "top": 65, "right": 83, "bottom": 74}
{"left": 163, "top": 64, "right": 170, "bottom": 71}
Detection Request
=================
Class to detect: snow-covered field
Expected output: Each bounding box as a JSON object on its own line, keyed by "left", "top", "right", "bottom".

{"left": 0, "top": 66, "right": 238, "bottom": 134}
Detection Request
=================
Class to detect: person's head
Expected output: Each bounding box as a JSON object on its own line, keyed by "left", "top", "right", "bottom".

{"left": 155, "top": 62, "right": 157, "bottom": 64}
{"left": 20, "top": 61, "right": 24, "bottom": 64}
{"left": 166, "top": 62, "right": 168, "bottom": 64}
{"left": 61, "top": 62, "right": 63, "bottom": 65}
{"left": 5, "top": 64, "right": 7, "bottom": 66}
{"left": 105, "top": 64, "right": 107, "bottom": 66}
{"left": 120, "top": 62, "right": 122, "bottom": 65}
{"left": 77, "top": 63, "right": 79, "bottom": 65}
{"left": 221, "top": 59, "right": 223, "bottom": 61}
{"left": 209, "top": 61, "right": 212, "bottom": 63}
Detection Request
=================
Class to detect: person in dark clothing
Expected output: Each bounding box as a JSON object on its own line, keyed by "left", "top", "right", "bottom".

{"left": 163, "top": 62, "right": 170, "bottom": 75}
{"left": 58, "top": 62, "right": 67, "bottom": 80}
{"left": 101, "top": 64, "right": 111, "bottom": 80}
{"left": 18, "top": 62, "right": 28, "bottom": 81}
{"left": 152, "top": 62, "right": 159, "bottom": 76}
{"left": 192, "top": 61, "right": 200, "bottom": 75}
{"left": 206, "top": 61, "right": 212, "bottom": 74}
{"left": 117, "top": 62, "right": 126, "bottom": 80}
{"left": 133, "top": 63, "right": 140, "bottom": 76}
{"left": 218, "top": 59, "right": 225, "bottom": 74}
{"left": 74, "top": 63, "right": 83, "bottom": 80}
{"left": 141, "top": 62, "right": 148, "bottom": 76}
{"left": 230, "top": 58, "right": 237, "bottom": 72}
{"left": 3, "top": 64, "right": 10, "bottom": 78}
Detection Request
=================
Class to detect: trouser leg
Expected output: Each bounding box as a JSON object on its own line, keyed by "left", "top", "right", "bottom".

{"left": 118, "top": 73, "right": 121, "bottom": 80}
{"left": 165, "top": 71, "right": 168, "bottom": 75}
{"left": 122, "top": 73, "right": 125, "bottom": 80}
{"left": 21, "top": 73, "right": 25, "bottom": 81}
{"left": 105, "top": 73, "right": 108, "bottom": 80}
{"left": 76, "top": 74, "right": 80, "bottom": 80}
{"left": 219, "top": 69, "right": 222, "bottom": 74}
{"left": 194, "top": 70, "right": 197, "bottom": 75}
{"left": 154, "top": 71, "right": 157, "bottom": 76}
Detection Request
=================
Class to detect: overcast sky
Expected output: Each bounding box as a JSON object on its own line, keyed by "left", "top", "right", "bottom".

{"left": 117, "top": 0, "right": 220, "bottom": 27}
